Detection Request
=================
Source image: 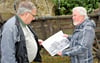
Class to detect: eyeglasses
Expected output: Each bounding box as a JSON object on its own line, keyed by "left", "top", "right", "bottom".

{"left": 29, "top": 12, "right": 38, "bottom": 18}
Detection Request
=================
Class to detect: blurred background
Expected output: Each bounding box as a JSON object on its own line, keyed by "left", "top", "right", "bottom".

{"left": 0, "top": 0, "right": 100, "bottom": 63}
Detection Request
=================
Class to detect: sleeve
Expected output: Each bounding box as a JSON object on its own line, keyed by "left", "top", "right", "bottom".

{"left": 67, "top": 35, "right": 72, "bottom": 41}
{"left": 62, "top": 27, "right": 95, "bottom": 56}
{"left": 1, "top": 25, "right": 18, "bottom": 63}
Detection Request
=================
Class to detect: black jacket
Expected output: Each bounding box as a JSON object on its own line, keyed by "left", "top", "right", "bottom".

{"left": 15, "top": 16, "right": 42, "bottom": 63}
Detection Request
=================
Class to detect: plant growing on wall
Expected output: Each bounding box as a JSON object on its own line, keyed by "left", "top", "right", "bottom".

{"left": 53, "top": 0, "right": 100, "bottom": 15}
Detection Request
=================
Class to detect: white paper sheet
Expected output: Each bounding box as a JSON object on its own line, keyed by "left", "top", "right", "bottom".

{"left": 42, "top": 31, "right": 69, "bottom": 56}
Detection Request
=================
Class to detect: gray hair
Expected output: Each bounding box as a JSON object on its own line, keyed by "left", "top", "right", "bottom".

{"left": 17, "top": 1, "right": 36, "bottom": 15}
{"left": 72, "top": 7, "right": 88, "bottom": 19}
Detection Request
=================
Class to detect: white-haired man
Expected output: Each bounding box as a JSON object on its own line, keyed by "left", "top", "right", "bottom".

{"left": 57, "top": 7, "right": 96, "bottom": 63}
{"left": 1, "top": 1, "right": 42, "bottom": 63}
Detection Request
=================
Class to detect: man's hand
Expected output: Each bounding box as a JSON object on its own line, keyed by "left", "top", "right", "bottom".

{"left": 38, "top": 39, "right": 43, "bottom": 45}
{"left": 57, "top": 51, "right": 62, "bottom": 56}
{"left": 63, "top": 34, "right": 68, "bottom": 38}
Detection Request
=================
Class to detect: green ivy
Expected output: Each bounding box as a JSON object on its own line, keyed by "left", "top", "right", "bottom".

{"left": 52, "top": 0, "right": 100, "bottom": 15}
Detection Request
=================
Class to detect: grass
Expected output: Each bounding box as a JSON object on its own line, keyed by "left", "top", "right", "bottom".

{"left": 32, "top": 48, "right": 100, "bottom": 63}
{"left": 41, "top": 54, "right": 70, "bottom": 63}
{"left": 32, "top": 48, "right": 70, "bottom": 63}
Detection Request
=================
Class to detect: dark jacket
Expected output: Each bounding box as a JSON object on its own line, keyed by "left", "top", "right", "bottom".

{"left": 15, "top": 16, "right": 42, "bottom": 63}
{"left": 1, "top": 16, "right": 41, "bottom": 63}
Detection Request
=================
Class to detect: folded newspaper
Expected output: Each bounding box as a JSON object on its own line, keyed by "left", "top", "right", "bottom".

{"left": 42, "top": 31, "right": 70, "bottom": 56}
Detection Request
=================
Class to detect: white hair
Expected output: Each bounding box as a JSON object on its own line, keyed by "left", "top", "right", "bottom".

{"left": 17, "top": 1, "right": 36, "bottom": 15}
{"left": 72, "top": 7, "right": 88, "bottom": 19}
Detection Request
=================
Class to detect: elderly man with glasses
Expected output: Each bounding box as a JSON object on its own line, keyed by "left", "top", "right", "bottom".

{"left": 1, "top": 1, "right": 42, "bottom": 63}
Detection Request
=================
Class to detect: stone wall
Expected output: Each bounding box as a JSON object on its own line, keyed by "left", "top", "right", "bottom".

{"left": 0, "top": 0, "right": 55, "bottom": 21}
{"left": 30, "top": 14, "right": 100, "bottom": 40}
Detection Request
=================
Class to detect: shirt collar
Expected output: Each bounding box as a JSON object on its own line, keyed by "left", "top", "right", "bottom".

{"left": 16, "top": 15, "right": 27, "bottom": 27}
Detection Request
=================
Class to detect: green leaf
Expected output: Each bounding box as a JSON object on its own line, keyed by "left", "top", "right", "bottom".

{"left": 52, "top": 0, "right": 100, "bottom": 15}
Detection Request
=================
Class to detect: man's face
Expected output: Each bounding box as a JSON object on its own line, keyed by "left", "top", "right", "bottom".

{"left": 25, "top": 9, "right": 37, "bottom": 24}
{"left": 72, "top": 10, "right": 84, "bottom": 26}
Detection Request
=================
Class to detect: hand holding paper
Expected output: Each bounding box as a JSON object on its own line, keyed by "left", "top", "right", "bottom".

{"left": 38, "top": 39, "right": 44, "bottom": 45}
{"left": 63, "top": 34, "right": 69, "bottom": 38}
